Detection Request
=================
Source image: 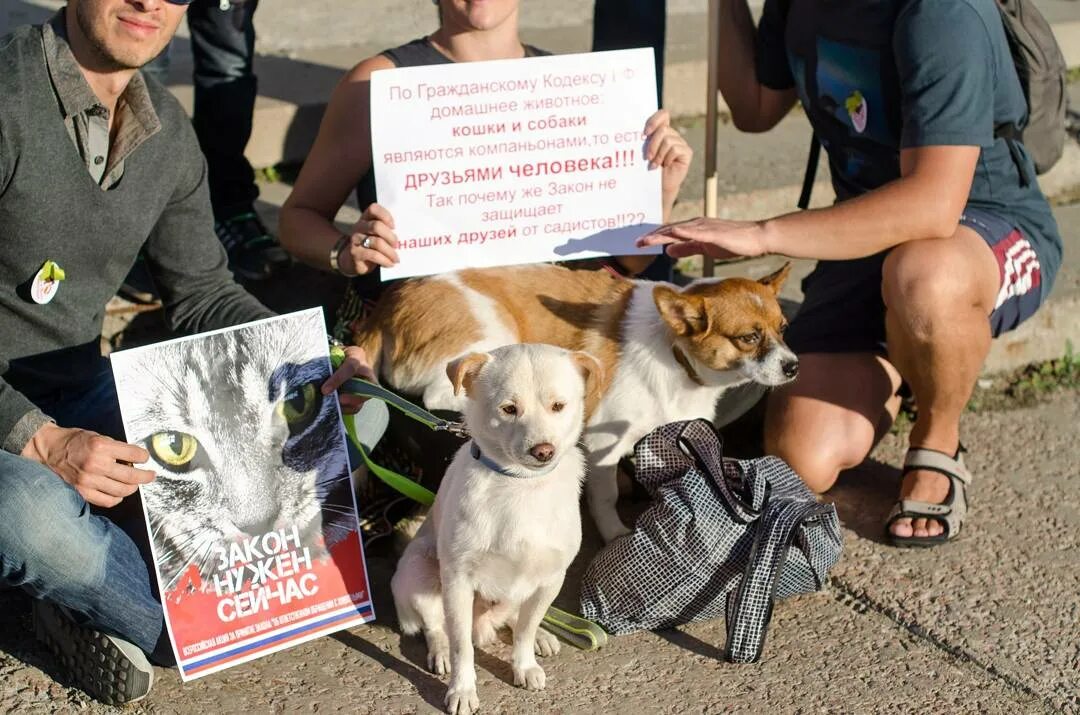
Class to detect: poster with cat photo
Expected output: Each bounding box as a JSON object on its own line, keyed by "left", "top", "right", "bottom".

{"left": 111, "top": 309, "right": 374, "bottom": 681}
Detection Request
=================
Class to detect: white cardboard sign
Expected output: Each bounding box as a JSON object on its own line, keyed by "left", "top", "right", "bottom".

{"left": 370, "top": 48, "right": 663, "bottom": 280}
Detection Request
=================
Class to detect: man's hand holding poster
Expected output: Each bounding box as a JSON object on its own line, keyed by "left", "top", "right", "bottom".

{"left": 370, "top": 48, "right": 663, "bottom": 279}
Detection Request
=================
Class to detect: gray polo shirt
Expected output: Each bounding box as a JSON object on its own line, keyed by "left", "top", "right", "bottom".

{"left": 0, "top": 15, "right": 273, "bottom": 453}
{"left": 43, "top": 12, "right": 158, "bottom": 188}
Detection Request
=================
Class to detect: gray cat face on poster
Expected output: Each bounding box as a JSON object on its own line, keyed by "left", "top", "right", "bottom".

{"left": 116, "top": 314, "right": 352, "bottom": 591}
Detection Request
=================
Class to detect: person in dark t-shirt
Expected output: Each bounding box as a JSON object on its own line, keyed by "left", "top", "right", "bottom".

{"left": 640, "top": 0, "right": 1063, "bottom": 547}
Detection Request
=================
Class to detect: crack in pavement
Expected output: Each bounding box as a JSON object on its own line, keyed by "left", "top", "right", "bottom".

{"left": 828, "top": 576, "right": 1074, "bottom": 715}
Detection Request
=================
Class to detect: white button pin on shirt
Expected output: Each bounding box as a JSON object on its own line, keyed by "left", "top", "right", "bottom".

{"left": 30, "top": 260, "right": 65, "bottom": 305}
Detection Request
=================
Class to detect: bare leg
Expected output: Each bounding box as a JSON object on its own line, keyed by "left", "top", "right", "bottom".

{"left": 765, "top": 352, "right": 902, "bottom": 493}
{"left": 881, "top": 228, "right": 1000, "bottom": 538}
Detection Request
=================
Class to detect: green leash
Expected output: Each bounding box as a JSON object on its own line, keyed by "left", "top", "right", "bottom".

{"left": 340, "top": 377, "right": 463, "bottom": 507}
{"left": 540, "top": 605, "right": 607, "bottom": 651}
{"left": 329, "top": 346, "right": 607, "bottom": 651}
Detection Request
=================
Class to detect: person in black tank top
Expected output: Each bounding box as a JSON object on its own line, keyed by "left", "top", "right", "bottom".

{"left": 279, "top": 0, "right": 691, "bottom": 346}
{"left": 276, "top": 1, "right": 691, "bottom": 587}
{"left": 353, "top": 37, "right": 550, "bottom": 219}
{"left": 339, "top": 37, "right": 554, "bottom": 334}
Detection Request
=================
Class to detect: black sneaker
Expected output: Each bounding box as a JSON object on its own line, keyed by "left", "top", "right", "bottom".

{"left": 214, "top": 211, "right": 291, "bottom": 281}
{"left": 33, "top": 600, "right": 154, "bottom": 705}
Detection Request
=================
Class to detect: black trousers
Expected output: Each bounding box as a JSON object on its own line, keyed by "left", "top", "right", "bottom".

{"left": 593, "top": 0, "right": 671, "bottom": 280}
{"left": 144, "top": 0, "right": 260, "bottom": 220}
{"left": 592, "top": 0, "right": 667, "bottom": 104}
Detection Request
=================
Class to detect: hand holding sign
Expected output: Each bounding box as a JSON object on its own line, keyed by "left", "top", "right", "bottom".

{"left": 370, "top": 48, "right": 670, "bottom": 279}
{"left": 645, "top": 109, "right": 692, "bottom": 205}
{"left": 338, "top": 203, "right": 401, "bottom": 277}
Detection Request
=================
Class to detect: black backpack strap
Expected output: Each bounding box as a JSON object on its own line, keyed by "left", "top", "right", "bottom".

{"left": 994, "top": 122, "right": 1033, "bottom": 188}
{"left": 797, "top": 135, "right": 820, "bottom": 210}
{"left": 724, "top": 498, "right": 834, "bottom": 663}
{"left": 770, "top": 0, "right": 818, "bottom": 212}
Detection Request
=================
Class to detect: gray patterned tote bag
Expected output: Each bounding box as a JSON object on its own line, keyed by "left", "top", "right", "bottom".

{"left": 579, "top": 419, "right": 843, "bottom": 663}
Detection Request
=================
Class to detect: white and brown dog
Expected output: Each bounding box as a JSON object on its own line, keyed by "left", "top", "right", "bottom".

{"left": 391, "top": 343, "right": 599, "bottom": 715}
{"left": 356, "top": 262, "right": 797, "bottom": 543}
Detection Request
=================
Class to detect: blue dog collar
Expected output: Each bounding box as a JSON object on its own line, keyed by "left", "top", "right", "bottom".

{"left": 470, "top": 442, "right": 558, "bottom": 479}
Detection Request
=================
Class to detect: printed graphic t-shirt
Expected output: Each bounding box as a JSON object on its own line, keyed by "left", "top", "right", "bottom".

{"left": 754, "top": 0, "right": 1062, "bottom": 297}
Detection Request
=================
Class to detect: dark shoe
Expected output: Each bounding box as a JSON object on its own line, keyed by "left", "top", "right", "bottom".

{"left": 33, "top": 600, "right": 154, "bottom": 705}
{"left": 214, "top": 211, "right": 291, "bottom": 281}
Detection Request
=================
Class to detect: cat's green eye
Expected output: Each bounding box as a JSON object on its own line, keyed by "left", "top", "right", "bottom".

{"left": 149, "top": 431, "right": 199, "bottom": 471}
{"left": 277, "top": 382, "right": 321, "bottom": 436}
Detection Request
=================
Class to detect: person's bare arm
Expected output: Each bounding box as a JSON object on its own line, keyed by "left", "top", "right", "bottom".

{"left": 757, "top": 145, "right": 980, "bottom": 257}
{"left": 639, "top": 145, "right": 980, "bottom": 261}
{"left": 717, "top": 0, "right": 797, "bottom": 132}
{"left": 279, "top": 55, "right": 399, "bottom": 276}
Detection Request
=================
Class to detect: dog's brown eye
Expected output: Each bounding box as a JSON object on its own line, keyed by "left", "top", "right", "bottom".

{"left": 551, "top": 402, "right": 565, "bottom": 413}
{"left": 737, "top": 333, "right": 760, "bottom": 345}
{"left": 501, "top": 404, "right": 518, "bottom": 416}
{"left": 779, "top": 322, "right": 789, "bottom": 334}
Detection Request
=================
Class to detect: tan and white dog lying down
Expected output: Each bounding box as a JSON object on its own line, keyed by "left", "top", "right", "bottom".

{"left": 391, "top": 343, "right": 598, "bottom": 715}
{"left": 354, "top": 262, "right": 798, "bottom": 543}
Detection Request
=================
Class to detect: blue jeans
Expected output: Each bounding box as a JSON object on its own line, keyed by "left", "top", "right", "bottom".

{"left": 0, "top": 450, "right": 165, "bottom": 654}
{"left": 0, "top": 367, "right": 164, "bottom": 656}
{"left": 593, "top": 0, "right": 666, "bottom": 103}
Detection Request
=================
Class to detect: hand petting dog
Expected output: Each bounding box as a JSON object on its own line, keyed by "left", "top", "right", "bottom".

{"left": 638, "top": 217, "right": 769, "bottom": 261}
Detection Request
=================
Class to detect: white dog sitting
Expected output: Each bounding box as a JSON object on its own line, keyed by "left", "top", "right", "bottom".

{"left": 391, "top": 343, "right": 601, "bottom": 715}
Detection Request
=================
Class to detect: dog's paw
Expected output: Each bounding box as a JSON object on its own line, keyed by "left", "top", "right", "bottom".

{"left": 444, "top": 682, "right": 480, "bottom": 714}
{"left": 513, "top": 663, "right": 546, "bottom": 691}
{"left": 473, "top": 621, "right": 499, "bottom": 647}
{"left": 534, "top": 629, "right": 560, "bottom": 657}
{"left": 427, "top": 646, "right": 451, "bottom": 676}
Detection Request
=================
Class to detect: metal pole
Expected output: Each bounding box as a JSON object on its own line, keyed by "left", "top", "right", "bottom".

{"left": 702, "top": 0, "right": 721, "bottom": 278}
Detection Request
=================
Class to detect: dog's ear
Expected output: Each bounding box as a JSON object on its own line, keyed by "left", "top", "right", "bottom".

{"left": 446, "top": 352, "right": 490, "bottom": 397}
{"left": 758, "top": 262, "right": 792, "bottom": 296}
{"left": 654, "top": 285, "right": 707, "bottom": 336}
{"left": 570, "top": 350, "right": 604, "bottom": 402}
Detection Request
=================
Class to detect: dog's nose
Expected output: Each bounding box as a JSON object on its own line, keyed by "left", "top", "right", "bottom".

{"left": 529, "top": 443, "right": 555, "bottom": 463}
{"left": 782, "top": 359, "right": 800, "bottom": 378}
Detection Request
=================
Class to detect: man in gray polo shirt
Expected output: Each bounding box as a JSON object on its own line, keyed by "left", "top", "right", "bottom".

{"left": 0, "top": 0, "right": 372, "bottom": 704}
